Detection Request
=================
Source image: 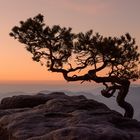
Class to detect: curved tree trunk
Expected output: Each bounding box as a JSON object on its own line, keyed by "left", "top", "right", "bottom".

{"left": 116, "top": 81, "right": 134, "bottom": 118}
{"left": 100, "top": 80, "right": 134, "bottom": 118}
{"left": 62, "top": 72, "right": 134, "bottom": 118}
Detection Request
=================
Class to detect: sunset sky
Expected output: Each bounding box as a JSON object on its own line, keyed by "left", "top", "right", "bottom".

{"left": 0, "top": 0, "right": 140, "bottom": 83}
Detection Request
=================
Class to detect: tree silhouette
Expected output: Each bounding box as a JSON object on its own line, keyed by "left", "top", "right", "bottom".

{"left": 10, "top": 14, "right": 140, "bottom": 118}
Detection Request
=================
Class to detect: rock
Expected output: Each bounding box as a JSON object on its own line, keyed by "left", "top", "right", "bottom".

{"left": 0, "top": 92, "right": 65, "bottom": 109}
{"left": 0, "top": 92, "right": 140, "bottom": 140}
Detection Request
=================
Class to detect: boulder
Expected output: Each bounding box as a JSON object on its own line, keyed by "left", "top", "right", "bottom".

{"left": 0, "top": 92, "right": 140, "bottom": 140}
{"left": 0, "top": 92, "right": 65, "bottom": 109}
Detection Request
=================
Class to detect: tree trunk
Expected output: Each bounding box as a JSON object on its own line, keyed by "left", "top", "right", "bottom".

{"left": 116, "top": 81, "right": 134, "bottom": 118}
{"left": 62, "top": 73, "right": 134, "bottom": 118}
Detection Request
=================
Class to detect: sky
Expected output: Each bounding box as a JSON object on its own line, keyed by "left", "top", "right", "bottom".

{"left": 0, "top": 0, "right": 140, "bottom": 83}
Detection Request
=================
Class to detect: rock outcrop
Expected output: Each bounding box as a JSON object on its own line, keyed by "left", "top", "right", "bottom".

{"left": 0, "top": 92, "right": 140, "bottom": 140}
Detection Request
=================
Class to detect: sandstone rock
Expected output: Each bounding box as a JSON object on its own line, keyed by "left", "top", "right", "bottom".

{"left": 0, "top": 92, "right": 65, "bottom": 109}
{"left": 0, "top": 92, "right": 140, "bottom": 140}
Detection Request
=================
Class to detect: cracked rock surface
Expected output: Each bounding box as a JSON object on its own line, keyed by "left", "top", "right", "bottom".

{"left": 0, "top": 92, "right": 140, "bottom": 140}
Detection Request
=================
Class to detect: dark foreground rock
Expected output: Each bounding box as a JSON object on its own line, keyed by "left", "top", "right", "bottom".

{"left": 0, "top": 92, "right": 140, "bottom": 140}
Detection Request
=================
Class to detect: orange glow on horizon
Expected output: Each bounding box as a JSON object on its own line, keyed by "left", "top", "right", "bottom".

{"left": 0, "top": 0, "right": 140, "bottom": 82}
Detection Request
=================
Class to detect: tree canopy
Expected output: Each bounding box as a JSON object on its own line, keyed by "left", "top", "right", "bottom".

{"left": 10, "top": 14, "right": 140, "bottom": 118}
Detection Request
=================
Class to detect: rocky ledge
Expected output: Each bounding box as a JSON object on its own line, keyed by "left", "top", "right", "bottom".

{"left": 0, "top": 92, "right": 140, "bottom": 140}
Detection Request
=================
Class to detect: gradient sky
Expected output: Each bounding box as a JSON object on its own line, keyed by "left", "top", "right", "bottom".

{"left": 0, "top": 0, "right": 140, "bottom": 82}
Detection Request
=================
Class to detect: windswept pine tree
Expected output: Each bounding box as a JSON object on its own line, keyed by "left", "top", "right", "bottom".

{"left": 10, "top": 14, "right": 140, "bottom": 118}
